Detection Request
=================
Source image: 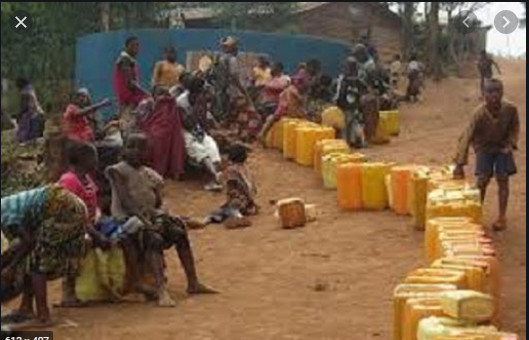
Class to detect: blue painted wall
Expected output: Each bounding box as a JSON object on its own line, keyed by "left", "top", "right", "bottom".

{"left": 76, "top": 29, "right": 351, "bottom": 108}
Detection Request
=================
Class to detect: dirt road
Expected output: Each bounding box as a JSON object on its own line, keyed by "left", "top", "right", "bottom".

{"left": 32, "top": 60, "right": 529, "bottom": 339}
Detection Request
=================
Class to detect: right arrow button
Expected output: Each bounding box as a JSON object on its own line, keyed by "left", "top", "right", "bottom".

{"left": 494, "top": 10, "right": 519, "bottom": 34}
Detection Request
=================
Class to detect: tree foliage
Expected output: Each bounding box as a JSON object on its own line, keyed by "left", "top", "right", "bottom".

{"left": 1, "top": 2, "right": 170, "bottom": 112}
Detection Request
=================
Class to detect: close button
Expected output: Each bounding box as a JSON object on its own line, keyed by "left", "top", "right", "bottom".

{"left": 9, "top": 10, "right": 33, "bottom": 33}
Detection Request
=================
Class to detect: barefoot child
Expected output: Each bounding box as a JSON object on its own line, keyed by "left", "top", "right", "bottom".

{"left": 58, "top": 142, "right": 124, "bottom": 305}
{"left": 453, "top": 78, "right": 520, "bottom": 231}
{"left": 106, "top": 133, "right": 216, "bottom": 307}
{"left": 204, "top": 144, "right": 259, "bottom": 229}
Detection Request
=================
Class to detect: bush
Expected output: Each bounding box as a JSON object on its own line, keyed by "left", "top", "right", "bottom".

{"left": 1, "top": 133, "right": 43, "bottom": 197}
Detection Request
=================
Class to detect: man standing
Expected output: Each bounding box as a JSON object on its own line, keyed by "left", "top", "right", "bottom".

{"left": 152, "top": 46, "right": 185, "bottom": 91}
{"left": 113, "top": 36, "right": 149, "bottom": 135}
{"left": 453, "top": 79, "right": 519, "bottom": 231}
{"left": 477, "top": 50, "right": 501, "bottom": 96}
{"left": 212, "top": 36, "right": 251, "bottom": 124}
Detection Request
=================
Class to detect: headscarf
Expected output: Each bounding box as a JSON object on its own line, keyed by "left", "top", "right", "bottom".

{"left": 221, "top": 36, "right": 238, "bottom": 48}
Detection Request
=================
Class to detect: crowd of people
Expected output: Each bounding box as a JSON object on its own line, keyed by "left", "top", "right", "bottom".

{"left": 2, "top": 33, "right": 518, "bottom": 333}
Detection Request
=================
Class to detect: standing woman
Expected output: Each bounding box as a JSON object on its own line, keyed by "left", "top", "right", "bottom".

{"left": 137, "top": 87, "right": 186, "bottom": 179}
{"left": 15, "top": 78, "right": 45, "bottom": 143}
{"left": 1, "top": 185, "right": 88, "bottom": 328}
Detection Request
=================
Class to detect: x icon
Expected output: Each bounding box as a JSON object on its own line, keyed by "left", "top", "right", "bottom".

{"left": 15, "top": 16, "right": 27, "bottom": 28}
{"left": 10, "top": 11, "right": 32, "bottom": 32}
{"left": 15, "top": 17, "right": 28, "bottom": 28}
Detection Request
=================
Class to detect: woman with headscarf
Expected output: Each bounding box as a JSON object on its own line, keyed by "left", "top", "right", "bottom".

{"left": 62, "top": 88, "right": 111, "bottom": 143}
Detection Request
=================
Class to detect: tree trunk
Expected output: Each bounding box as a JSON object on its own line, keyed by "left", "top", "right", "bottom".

{"left": 428, "top": 2, "right": 441, "bottom": 81}
{"left": 100, "top": 2, "right": 110, "bottom": 32}
{"left": 401, "top": 2, "right": 415, "bottom": 60}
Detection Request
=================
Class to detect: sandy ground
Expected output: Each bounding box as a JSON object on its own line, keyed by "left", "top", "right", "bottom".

{"left": 6, "top": 60, "right": 526, "bottom": 339}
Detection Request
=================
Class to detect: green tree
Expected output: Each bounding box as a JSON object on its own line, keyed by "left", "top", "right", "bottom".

{"left": 1, "top": 2, "right": 167, "bottom": 112}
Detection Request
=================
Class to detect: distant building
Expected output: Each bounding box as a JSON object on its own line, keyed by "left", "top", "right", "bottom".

{"left": 174, "top": 2, "right": 403, "bottom": 63}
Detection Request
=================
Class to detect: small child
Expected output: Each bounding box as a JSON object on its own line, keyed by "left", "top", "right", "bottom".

{"left": 204, "top": 144, "right": 259, "bottom": 229}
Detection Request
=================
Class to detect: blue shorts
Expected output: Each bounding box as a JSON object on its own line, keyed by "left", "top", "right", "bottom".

{"left": 476, "top": 152, "right": 517, "bottom": 178}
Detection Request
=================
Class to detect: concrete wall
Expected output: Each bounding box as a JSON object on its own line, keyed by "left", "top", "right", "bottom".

{"left": 75, "top": 28, "right": 351, "bottom": 109}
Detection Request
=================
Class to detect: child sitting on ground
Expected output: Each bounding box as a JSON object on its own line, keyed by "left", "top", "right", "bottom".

{"left": 204, "top": 144, "right": 259, "bottom": 229}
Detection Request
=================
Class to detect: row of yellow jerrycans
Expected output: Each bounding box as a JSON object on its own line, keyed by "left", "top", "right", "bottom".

{"left": 394, "top": 283, "right": 512, "bottom": 340}
{"left": 394, "top": 281, "right": 505, "bottom": 339}
{"left": 320, "top": 106, "right": 401, "bottom": 137}
{"left": 264, "top": 118, "right": 336, "bottom": 166}
{"left": 265, "top": 108, "right": 401, "bottom": 166}
{"left": 392, "top": 216, "right": 510, "bottom": 340}
{"left": 380, "top": 165, "right": 483, "bottom": 230}
{"left": 418, "top": 316, "right": 518, "bottom": 340}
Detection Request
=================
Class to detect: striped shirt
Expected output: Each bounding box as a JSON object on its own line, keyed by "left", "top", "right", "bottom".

{"left": 1, "top": 187, "right": 48, "bottom": 228}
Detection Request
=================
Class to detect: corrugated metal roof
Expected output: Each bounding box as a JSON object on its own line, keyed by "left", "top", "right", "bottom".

{"left": 295, "top": 2, "right": 329, "bottom": 13}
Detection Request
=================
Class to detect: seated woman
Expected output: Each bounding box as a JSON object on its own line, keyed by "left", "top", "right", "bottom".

{"left": 258, "top": 62, "right": 291, "bottom": 116}
{"left": 58, "top": 142, "right": 125, "bottom": 305}
{"left": 204, "top": 144, "right": 258, "bottom": 229}
{"left": 177, "top": 75, "right": 223, "bottom": 192}
{"left": 1, "top": 185, "right": 87, "bottom": 328}
{"left": 258, "top": 70, "right": 309, "bottom": 144}
{"left": 105, "top": 133, "right": 217, "bottom": 307}
{"left": 62, "top": 88, "right": 111, "bottom": 143}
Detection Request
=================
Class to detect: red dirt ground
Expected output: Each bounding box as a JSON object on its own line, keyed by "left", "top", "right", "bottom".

{"left": 8, "top": 60, "right": 527, "bottom": 340}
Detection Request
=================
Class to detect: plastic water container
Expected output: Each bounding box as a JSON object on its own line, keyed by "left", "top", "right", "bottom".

{"left": 273, "top": 118, "right": 288, "bottom": 150}
{"left": 402, "top": 298, "right": 445, "bottom": 340}
{"left": 404, "top": 268, "right": 468, "bottom": 289}
{"left": 322, "top": 153, "right": 366, "bottom": 190}
{"left": 313, "top": 139, "right": 349, "bottom": 175}
{"left": 265, "top": 122, "right": 276, "bottom": 148}
{"left": 425, "top": 217, "right": 475, "bottom": 262}
{"left": 380, "top": 110, "right": 400, "bottom": 136}
{"left": 417, "top": 316, "right": 497, "bottom": 340}
{"left": 277, "top": 197, "right": 307, "bottom": 229}
{"left": 391, "top": 165, "right": 421, "bottom": 216}
{"left": 408, "top": 168, "right": 431, "bottom": 230}
{"left": 372, "top": 113, "right": 391, "bottom": 144}
{"left": 295, "top": 126, "right": 318, "bottom": 166}
{"left": 426, "top": 189, "right": 483, "bottom": 225}
{"left": 283, "top": 119, "right": 303, "bottom": 160}
{"left": 337, "top": 163, "right": 364, "bottom": 210}
{"left": 440, "top": 290, "right": 493, "bottom": 323}
{"left": 393, "top": 284, "right": 458, "bottom": 340}
{"left": 361, "top": 162, "right": 393, "bottom": 210}
{"left": 321, "top": 106, "right": 346, "bottom": 130}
